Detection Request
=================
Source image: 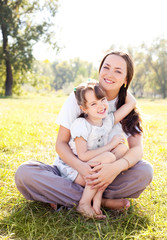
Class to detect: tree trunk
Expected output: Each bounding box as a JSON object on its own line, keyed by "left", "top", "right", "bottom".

{"left": 1, "top": 7, "right": 13, "bottom": 96}
{"left": 5, "top": 59, "right": 13, "bottom": 96}
{"left": 162, "top": 86, "right": 166, "bottom": 99}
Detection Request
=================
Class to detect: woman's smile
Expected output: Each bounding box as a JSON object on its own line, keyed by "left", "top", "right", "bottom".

{"left": 103, "top": 78, "right": 115, "bottom": 84}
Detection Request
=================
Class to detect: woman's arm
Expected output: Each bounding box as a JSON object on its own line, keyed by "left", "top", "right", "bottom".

{"left": 122, "top": 133, "right": 143, "bottom": 168}
{"left": 75, "top": 135, "right": 125, "bottom": 162}
{"left": 56, "top": 125, "right": 93, "bottom": 177}
{"left": 114, "top": 91, "right": 136, "bottom": 124}
{"left": 85, "top": 133, "right": 143, "bottom": 190}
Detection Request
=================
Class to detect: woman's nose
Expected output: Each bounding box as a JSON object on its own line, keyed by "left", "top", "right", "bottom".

{"left": 108, "top": 69, "right": 114, "bottom": 77}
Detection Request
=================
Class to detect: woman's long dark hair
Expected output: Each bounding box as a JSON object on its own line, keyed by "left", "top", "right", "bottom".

{"left": 99, "top": 51, "right": 143, "bottom": 136}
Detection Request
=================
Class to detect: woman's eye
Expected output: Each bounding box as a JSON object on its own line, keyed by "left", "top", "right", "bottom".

{"left": 103, "top": 66, "right": 109, "bottom": 69}
{"left": 91, "top": 103, "right": 96, "bottom": 106}
{"left": 116, "top": 70, "right": 122, "bottom": 74}
{"left": 101, "top": 98, "right": 106, "bottom": 102}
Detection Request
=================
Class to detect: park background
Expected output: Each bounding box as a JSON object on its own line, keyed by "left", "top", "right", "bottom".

{"left": 1, "top": 0, "right": 167, "bottom": 239}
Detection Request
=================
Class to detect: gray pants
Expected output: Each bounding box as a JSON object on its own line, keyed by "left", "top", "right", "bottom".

{"left": 15, "top": 160, "right": 153, "bottom": 208}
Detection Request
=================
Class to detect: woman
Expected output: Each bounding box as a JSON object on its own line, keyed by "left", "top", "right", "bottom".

{"left": 15, "top": 51, "right": 153, "bottom": 211}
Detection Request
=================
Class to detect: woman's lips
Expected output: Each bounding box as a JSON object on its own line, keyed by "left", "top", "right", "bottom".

{"left": 104, "top": 78, "right": 115, "bottom": 84}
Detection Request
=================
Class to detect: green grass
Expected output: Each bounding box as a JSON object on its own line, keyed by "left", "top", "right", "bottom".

{"left": 0, "top": 96, "right": 167, "bottom": 240}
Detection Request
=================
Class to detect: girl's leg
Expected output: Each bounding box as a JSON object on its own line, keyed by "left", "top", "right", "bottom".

{"left": 76, "top": 185, "right": 99, "bottom": 217}
{"left": 88, "top": 151, "right": 116, "bottom": 164}
{"left": 93, "top": 189, "right": 129, "bottom": 214}
{"left": 74, "top": 152, "right": 116, "bottom": 217}
{"left": 93, "top": 189, "right": 104, "bottom": 214}
{"left": 75, "top": 174, "right": 106, "bottom": 218}
{"left": 111, "top": 143, "right": 128, "bottom": 160}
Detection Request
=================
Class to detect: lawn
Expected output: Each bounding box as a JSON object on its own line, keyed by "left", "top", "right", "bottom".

{"left": 0, "top": 95, "right": 167, "bottom": 240}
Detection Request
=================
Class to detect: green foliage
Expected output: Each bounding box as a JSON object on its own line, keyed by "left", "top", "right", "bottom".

{"left": 142, "top": 38, "right": 167, "bottom": 98}
{"left": 52, "top": 58, "right": 97, "bottom": 91}
{"left": 0, "top": 0, "right": 59, "bottom": 95}
{"left": 0, "top": 96, "right": 167, "bottom": 239}
{"left": 129, "top": 50, "right": 148, "bottom": 98}
{"left": 52, "top": 61, "right": 74, "bottom": 90}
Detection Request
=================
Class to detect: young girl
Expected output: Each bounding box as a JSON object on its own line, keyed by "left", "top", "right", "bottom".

{"left": 54, "top": 80, "right": 136, "bottom": 218}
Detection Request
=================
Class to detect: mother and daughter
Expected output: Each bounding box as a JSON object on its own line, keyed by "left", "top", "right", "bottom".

{"left": 15, "top": 51, "right": 153, "bottom": 219}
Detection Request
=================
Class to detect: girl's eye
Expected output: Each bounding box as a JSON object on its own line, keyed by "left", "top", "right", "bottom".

{"left": 91, "top": 103, "right": 96, "bottom": 106}
{"left": 101, "top": 98, "right": 106, "bottom": 102}
{"left": 103, "top": 66, "right": 109, "bottom": 69}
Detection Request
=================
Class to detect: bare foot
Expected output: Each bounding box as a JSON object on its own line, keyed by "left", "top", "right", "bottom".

{"left": 77, "top": 203, "right": 106, "bottom": 219}
{"left": 93, "top": 205, "right": 102, "bottom": 215}
{"left": 93, "top": 193, "right": 103, "bottom": 215}
{"left": 50, "top": 203, "right": 57, "bottom": 210}
{"left": 102, "top": 198, "right": 130, "bottom": 211}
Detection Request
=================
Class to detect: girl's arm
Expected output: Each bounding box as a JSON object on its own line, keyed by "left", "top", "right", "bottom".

{"left": 75, "top": 134, "right": 124, "bottom": 162}
{"left": 56, "top": 125, "right": 93, "bottom": 177}
{"left": 114, "top": 91, "right": 136, "bottom": 124}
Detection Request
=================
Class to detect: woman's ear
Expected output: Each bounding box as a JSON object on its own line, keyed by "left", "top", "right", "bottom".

{"left": 124, "top": 79, "right": 127, "bottom": 88}
{"left": 124, "top": 77, "right": 127, "bottom": 85}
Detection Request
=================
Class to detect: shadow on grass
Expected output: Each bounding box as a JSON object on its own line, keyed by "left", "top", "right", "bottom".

{"left": 0, "top": 201, "right": 150, "bottom": 240}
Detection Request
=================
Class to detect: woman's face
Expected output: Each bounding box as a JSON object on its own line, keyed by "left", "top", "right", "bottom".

{"left": 99, "top": 54, "right": 127, "bottom": 97}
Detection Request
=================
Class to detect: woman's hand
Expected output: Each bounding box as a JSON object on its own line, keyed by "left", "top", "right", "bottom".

{"left": 85, "top": 161, "right": 123, "bottom": 190}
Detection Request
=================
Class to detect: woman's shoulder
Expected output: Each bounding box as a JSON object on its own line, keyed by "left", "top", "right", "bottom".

{"left": 56, "top": 91, "right": 81, "bottom": 129}
{"left": 67, "top": 91, "right": 79, "bottom": 105}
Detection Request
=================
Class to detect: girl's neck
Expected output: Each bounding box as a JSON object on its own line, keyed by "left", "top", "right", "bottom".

{"left": 86, "top": 116, "right": 103, "bottom": 127}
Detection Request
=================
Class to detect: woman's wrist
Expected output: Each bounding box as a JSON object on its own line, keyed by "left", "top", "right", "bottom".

{"left": 117, "top": 158, "right": 130, "bottom": 171}
{"left": 122, "top": 157, "right": 130, "bottom": 170}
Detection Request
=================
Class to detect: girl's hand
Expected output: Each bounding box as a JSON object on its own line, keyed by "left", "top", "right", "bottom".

{"left": 85, "top": 161, "right": 123, "bottom": 190}
{"left": 78, "top": 162, "right": 100, "bottom": 179}
{"left": 110, "top": 135, "right": 125, "bottom": 150}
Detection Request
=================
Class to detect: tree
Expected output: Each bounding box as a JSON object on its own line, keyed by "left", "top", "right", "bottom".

{"left": 129, "top": 50, "right": 149, "bottom": 97}
{"left": 0, "top": 0, "right": 59, "bottom": 96}
{"left": 142, "top": 38, "right": 167, "bottom": 98}
{"left": 52, "top": 61, "right": 73, "bottom": 90}
{"left": 52, "top": 58, "right": 97, "bottom": 90}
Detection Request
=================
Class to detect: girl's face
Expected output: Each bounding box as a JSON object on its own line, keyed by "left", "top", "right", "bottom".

{"left": 81, "top": 90, "right": 108, "bottom": 121}
{"left": 99, "top": 54, "right": 127, "bottom": 98}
